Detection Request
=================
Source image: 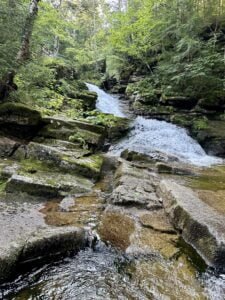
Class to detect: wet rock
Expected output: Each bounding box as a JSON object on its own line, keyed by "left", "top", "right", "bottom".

{"left": 159, "top": 180, "right": 225, "bottom": 270}
{"left": 112, "top": 162, "right": 161, "bottom": 208}
{"left": 0, "top": 103, "right": 42, "bottom": 139}
{"left": 38, "top": 117, "right": 105, "bottom": 149}
{"left": 98, "top": 211, "right": 135, "bottom": 251}
{"left": 121, "top": 149, "right": 179, "bottom": 163}
{"left": 20, "top": 226, "right": 86, "bottom": 265}
{"left": 0, "top": 137, "right": 20, "bottom": 158}
{"left": 129, "top": 227, "right": 179, "bottom": 259}
{"left": 0, "top": 191, "right": 88, "bottom": 283}
{"left": 105, "top": 117, "right": 131, "bottom": 140}
{"left": 6, "top": 172, "right": 93, "bottom": 197}
{"left": 127, "top": 256, "right": 206, "bottom": 299}
{"left": 140, "top": 210, "right": 176, "bottom": 234}
{"left": 156, "top": 162, "right": 195, "bottom": 175}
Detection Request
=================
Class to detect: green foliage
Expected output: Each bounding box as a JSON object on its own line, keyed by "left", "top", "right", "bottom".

{"left": 69, "top": 132, "right": 88, "bottom": 149}
{"left": 105, "top": 0, "right": 225, "bottom": 102}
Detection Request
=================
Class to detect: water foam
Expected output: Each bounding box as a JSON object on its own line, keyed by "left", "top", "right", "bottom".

{"left": 110, "top": 116, "right": 222, "bottom": 166}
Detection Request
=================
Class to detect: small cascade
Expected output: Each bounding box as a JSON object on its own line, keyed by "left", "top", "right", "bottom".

{"left": 86, "top": 83, "right": 126, "bottom": 118}
{"left": 110, "top": 116, "right": 222, "bottom": 166}
{"left": 87, "top": 84, "right": 222, "bottom": 167}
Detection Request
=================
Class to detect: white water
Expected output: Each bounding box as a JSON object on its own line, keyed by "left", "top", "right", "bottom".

{"left": 86, "top": 83, "right": 126, "bottom": 117}
{"left": 87, "top": 83, "right": 222, "bottom": 167}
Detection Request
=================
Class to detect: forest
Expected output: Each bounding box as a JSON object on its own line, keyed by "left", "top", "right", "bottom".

{"left": 1, "top": 0, "right": 225, "bottom": 109}
{"left": 1, "top": 1, "right": 225, "bottom": 299}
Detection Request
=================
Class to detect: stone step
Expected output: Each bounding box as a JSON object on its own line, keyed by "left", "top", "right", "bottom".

{"left": 159, "top": 180, "right": 225, "bottom": 270}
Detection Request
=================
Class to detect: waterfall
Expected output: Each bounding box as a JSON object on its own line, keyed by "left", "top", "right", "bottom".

{"left": 87, "top": 83, "right": 222, "bottom": 167}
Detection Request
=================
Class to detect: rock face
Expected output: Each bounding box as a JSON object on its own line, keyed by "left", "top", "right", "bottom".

{"left": 0, "top": 103, "right": 42, "bottom": 138}
{"left": 159, "top": 180, "right": 225, "bottom": 270}
{"left": 0, "top": 137, "right": 19, "bottom": 158}
{"left": 38, "top": 117, "right": 105, "bottom": 149}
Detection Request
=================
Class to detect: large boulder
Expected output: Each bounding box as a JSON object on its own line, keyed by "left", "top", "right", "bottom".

{"left": 0, "top": 103, "right": 42, "bottom": 139}
{"left": 159, "top": 180, "right": 225, "bottom": 270}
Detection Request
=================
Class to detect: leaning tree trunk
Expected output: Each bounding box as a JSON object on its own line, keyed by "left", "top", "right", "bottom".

{"left": 16, "top": 0, "right": 41, "bottom": 63}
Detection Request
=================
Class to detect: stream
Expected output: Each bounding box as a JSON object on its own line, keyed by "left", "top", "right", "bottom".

{"left": 1, "top": 85, "right": 225, "bottom": 299}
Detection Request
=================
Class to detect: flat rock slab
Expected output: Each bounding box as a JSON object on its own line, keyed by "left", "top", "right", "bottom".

{"left": 6, "top": 172, "right": 93, "bottom": 197}
{"left": 0, "top": 194, "right": 86, "bottom": 282}
{"left": 159, "top": 180, "right": 225, "bottom": 270}
{"left": 112, "top": 161, "right": 162, "bottom": 209}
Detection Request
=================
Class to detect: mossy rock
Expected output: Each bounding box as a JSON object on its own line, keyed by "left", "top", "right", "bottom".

{"left": 0, "top": 103, "right": 42, "bottom": 126}
{"left": 24, "top": 142, "right": 104, "bottom": 180}
{"left": 38, "top": 117, "right": 105, "bottom": 149}
{"left": 0, "top": 103, "right": 42, "bottom": 139}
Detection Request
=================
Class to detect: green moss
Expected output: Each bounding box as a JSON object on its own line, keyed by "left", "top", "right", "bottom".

{"left": 176, "top": 238, "right": 207, "bottom": 273}
{"left": 192, "top": 117, "right": 209, "bottom": 131}
{"left": 186, "top": 166, "right": 225, "bottom": 191}
{"left": 171, "top": 114, "right": 193, "bottom": 127}
{"left": 19, "top": 159, "right": 60, "bottom": 175}
{"left": 0, "top": 103, "right": 41, "bottom": 122}
{"left": 0, "top": 179, "right": 7, "bottom": 192}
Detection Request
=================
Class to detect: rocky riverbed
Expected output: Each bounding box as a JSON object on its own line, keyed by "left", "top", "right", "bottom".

{"left": 0, "top": 84, "right": 225, "bottom": 299}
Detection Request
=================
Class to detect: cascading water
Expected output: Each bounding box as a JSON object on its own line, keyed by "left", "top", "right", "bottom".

{"left": 86, "top": 83, "right": 126, "bottom": 118}
{"left": 87, "top": 84, "right": 222, "bottom": 167}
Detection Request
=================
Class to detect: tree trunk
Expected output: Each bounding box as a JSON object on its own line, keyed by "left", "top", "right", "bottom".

{"left": 16, "top": 0, "right": 41, "bottom": 63}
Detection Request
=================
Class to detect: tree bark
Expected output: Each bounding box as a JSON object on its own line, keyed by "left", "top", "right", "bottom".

{"left": 16, "top": 0, "right": 41, "bottom": 63}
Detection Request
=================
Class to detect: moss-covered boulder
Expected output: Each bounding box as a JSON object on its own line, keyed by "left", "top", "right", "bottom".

{"left": 38, "top": 117, "right": 105, "bottom": 149}
{"left": 0, "top": 103, "right": 42, "bottom": 139}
